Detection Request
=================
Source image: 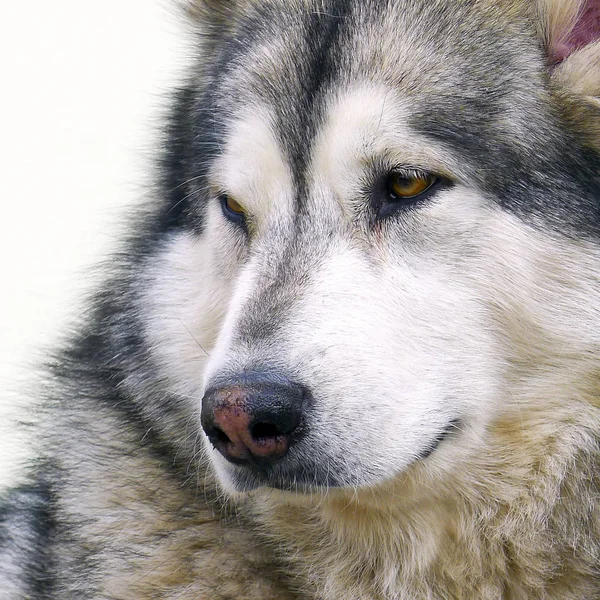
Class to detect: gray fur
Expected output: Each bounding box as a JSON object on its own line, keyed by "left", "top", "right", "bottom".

{"left": 2, "top": 0, "right": 600, "bottom": 598}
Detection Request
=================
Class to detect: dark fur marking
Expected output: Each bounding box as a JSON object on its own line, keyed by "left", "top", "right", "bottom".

{"left": 156, "top": 82, "right": 222, "bottom": 235}
{"left": 0, "top": 479, "right": 57, "bottom": 597}
{"left": 412, "top": 99, "right": 600, "bottom": 236}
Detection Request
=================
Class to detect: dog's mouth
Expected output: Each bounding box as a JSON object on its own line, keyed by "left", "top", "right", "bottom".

{"left": 228, "top": 461, "right": 344, "bottom": 493}
{"left": 415, "top": 418, "right": 462, "bottom": 460}
{"left": 218, "top": 419, "right": 462, "bottom": 494}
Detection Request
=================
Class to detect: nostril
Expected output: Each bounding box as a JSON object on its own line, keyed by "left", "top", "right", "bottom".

{"left": 251, "top": 422, "right": 282, "bottom": 440}
{"left": 212, "top": 427, "right": 231, "bottom": 445}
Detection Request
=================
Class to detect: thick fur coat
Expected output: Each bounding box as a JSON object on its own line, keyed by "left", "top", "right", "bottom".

{"left": 2, "top": 0, "right": 600, "bottom": 598}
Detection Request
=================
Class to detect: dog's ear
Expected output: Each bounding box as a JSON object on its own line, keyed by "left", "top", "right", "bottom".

{"left": 537, "top": 0, "right": 600, "bottom": 97}
{"left": 537, "top": 0, "right": 600, "bottom": 147}
{"left": 537, "top": 0, "right": 586, "bottom": 62}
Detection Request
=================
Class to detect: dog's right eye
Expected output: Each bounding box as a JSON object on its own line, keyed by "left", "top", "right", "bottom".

{"left": 219, "top": 195, "right": 246, "bottom": 226}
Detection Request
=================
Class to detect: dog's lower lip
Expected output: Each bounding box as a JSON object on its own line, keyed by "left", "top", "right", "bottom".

{"left": 228, "top": 461, "right": 343, "bottom": 492}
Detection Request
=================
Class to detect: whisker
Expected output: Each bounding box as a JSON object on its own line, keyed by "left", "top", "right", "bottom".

{"left": 171, "top": 312, "right": 210, "bottom": 357}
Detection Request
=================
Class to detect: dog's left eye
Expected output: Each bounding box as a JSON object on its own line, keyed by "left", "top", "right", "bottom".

{"left": 375, "top": 169, "right": 446, "bottom": 219}
{"left": 388, "top": 171, "right": 438, "bottom": 200}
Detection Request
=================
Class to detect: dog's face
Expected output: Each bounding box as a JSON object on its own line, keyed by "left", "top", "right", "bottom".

{"left": 142, "top": 0, "right": 600, "bottom": 493}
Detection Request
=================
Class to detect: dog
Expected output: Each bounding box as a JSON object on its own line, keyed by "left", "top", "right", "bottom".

{"left": 2, "top": 0, "right": 600, "bottom": 597}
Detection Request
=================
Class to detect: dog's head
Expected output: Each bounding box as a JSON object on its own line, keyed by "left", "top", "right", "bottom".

{"left": 141, "top": 0, "right": 600, "bottom": 494}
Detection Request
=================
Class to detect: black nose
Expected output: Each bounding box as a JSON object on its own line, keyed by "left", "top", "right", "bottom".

{"left": 201, "top": 377, "right": 309, "bottom": 467}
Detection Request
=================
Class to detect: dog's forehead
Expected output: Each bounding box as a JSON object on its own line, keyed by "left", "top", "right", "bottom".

{"left": 215, "top": 0, "right": 536, "bottom": 107}
{"left": 201, "top": 0, "right": 600, "bottom": 239}
{"left": 212, "top": 0, "right": 542, "bottom": 188}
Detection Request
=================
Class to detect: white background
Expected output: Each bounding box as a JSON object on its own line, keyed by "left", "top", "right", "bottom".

{"left": 0, "top": 1, "right": 190, "bottom": 485}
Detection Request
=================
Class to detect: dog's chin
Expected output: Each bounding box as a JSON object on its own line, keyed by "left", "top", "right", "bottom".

{"left": 216, "top": 461, "right": 346, "bottom": 495}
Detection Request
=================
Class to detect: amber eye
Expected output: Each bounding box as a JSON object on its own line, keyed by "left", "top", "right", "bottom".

{"left": 388, "top": 171, "right": 437, "bottom": 200}
{"left": 225, "top": 196, "right": 245, "bottom": 214}
{"left": 220, "top": 194, "right": 246, "bottom": 225}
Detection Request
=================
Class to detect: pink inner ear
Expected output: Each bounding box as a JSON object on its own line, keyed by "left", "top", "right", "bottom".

{"left": 552, "top": 0, "right": 600, "bottom": 63}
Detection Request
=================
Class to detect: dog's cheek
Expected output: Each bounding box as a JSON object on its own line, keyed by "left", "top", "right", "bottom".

{"left": 477, "top": 209, "right": 600, "bottom": 372}
{"left": 140, "top": 223, "right": 242, "bottom": 393}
